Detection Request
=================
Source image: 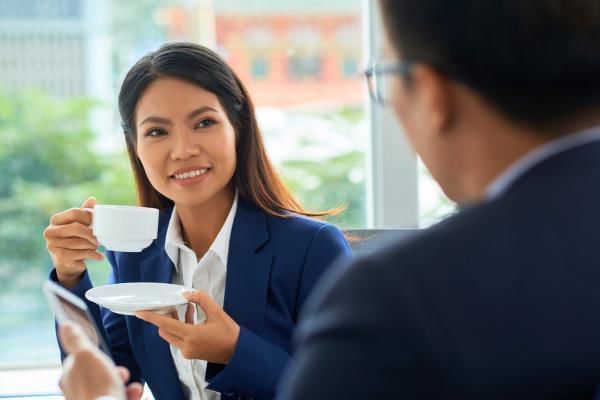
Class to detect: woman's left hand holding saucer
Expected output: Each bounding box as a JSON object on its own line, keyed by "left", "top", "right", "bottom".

{"left": 136, "top": 291, "right": 240, "bottom": 364}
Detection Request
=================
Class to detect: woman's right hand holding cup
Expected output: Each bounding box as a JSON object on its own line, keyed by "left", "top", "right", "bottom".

{"left": 43, "top": 197, "right": 104, "bottom": 289}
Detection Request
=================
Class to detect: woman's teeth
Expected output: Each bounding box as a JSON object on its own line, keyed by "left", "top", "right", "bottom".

{"left": 174, "top": 168, "right": 208, "bottom": 180}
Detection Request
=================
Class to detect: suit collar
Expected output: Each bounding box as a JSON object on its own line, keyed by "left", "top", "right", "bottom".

{"left": 163, "top": 193, "right": 239, "bottom": 272}
{"left": 224, "top": 197, "right": 272, "bottom": 334}
{"left": 149, "top": 196, "right": 268, "bottom": 249}
{"left": 488, "top": 127, "right": 600, "bottom": 200}
{"left": 138, "top": 197, "right": 270, "bottom": 282}
{"left": 505, "top": 138, "right": 600, "bottom": 198}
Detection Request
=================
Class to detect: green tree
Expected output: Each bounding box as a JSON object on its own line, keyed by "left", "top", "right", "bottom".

{"left": 278, "top": 106, "right": 367, "bottom": 228}
{"left": 281, "top": 150, "right": 366, "bottom": 227}
{"left": 0, "top": 90, "right": 136, "bottom": 366}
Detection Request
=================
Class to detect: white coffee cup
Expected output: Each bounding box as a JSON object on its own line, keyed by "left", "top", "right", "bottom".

{"left": 90, "top": 205, "right": 159, "bottom": 252}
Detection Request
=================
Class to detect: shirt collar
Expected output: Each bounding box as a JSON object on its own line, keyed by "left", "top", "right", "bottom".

{"left": 164, "top": 191, "right": 239, "bottom": 271}
{"left": 485, "top": 126, "right": 600, "bottom": 200}
{"left": 164, "top": 208, "right": 184, "bottom": 270}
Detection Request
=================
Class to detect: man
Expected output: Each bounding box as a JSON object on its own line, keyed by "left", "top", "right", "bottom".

{"left": 277, "top": 0, "right": 600, "bottom": 399}
{"left": 58, "top": 321, "right": 142, "bottom": 400}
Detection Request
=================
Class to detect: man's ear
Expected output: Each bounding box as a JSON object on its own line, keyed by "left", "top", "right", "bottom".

{"left": 410, "top": 64, "right": 454, "bottom": 137}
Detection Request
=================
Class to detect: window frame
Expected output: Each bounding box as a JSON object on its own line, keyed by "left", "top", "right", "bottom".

{"left": 364, "top": 0, "right": 418, "bottom": 228}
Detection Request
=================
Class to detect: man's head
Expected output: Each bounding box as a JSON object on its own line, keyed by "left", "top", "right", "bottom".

{"left": 377, "top": 0, "right": 600, "bottom": 202}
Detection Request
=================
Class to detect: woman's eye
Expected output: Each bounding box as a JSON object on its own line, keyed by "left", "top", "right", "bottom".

{"left": 145, "top": 128, "right": 167, "bottom": 137}
{"left": 195, "top": 118, "right": 216, "bottom": 129}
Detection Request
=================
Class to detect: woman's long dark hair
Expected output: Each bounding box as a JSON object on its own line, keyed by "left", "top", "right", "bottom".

{"left": 118, "top": 42, "right": 339, "bottom": 218}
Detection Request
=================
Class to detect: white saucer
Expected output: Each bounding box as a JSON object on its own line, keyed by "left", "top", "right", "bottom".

{"left": 85, "top": 282, "right": 190, "bottom": 316}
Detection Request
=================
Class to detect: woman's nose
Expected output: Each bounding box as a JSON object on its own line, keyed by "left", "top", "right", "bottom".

{"left": 170, "top": 131, "right": 200, "bottom": 160}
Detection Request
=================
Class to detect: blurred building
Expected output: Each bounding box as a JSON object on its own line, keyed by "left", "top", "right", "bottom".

{"left": 0, "top": 0, "right": 109, "bottom": 100}
{"left": 159, "top": 0, "right": 363, "bottom": 108}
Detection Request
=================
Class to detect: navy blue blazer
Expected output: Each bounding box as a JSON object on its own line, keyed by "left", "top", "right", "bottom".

{"left": 56, "top": 197, "right": 351, "bottom": 400}
{"left": 279, "top": 140, "right": 600, "bottom": 399}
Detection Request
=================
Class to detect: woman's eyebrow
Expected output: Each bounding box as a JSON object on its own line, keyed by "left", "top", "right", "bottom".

{"left": 139, "top": 115, "right": 172, "bottom": 126}
{"left": 187, "top": 106, "right": 218, "bottom": 120}
{"left": 138, "top": 106, "right": 217, "bottom": 127}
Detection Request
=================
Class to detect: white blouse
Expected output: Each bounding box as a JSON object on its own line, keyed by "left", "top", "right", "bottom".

{"left": 163, "top": 194, "right": 238, "bottom": 400}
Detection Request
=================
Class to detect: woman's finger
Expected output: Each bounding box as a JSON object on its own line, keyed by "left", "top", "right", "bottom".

{"left": 47, "top": 246, "right": 104, "bottom": 263}
{"left": 59, "top": 322, "right": 90, "bottom": 354}
{"left": 116, "top": 366, "right": 130, "bottom": 383}
{"left": 183, "top": 291, "right": 221, "bottom": 321}
{"left": 166, "top": 310, "right": 178, "bottom": 320}
{"left": 80, "top": 197, "right": 96, "bottom": 209}
{"left": 185, "top": 303, "right": 195, "bottom": 324}
{"left": 45, "top": 221, "right": 98, "bottom": 246}
{"left": 158, "top": 328, "right": 184, "bottom": 348}
{"left": 49, "top": 208, "right": 94, "bottom": 227}
{"left": 50, "top": 237, "right": 98, "bottom": 250}
{"left": 136, "top": 311, "right": 192, "bottom": 336}
{"left": 126, "top": 382, "right": 143, "bottom": 400}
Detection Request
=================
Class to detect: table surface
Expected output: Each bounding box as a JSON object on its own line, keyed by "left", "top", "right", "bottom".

{"left": 0, "top": 367, "right": 61, "bottom": 398}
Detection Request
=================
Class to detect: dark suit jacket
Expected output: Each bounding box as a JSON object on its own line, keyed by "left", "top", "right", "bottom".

{"left": 278, "top": 140, "right": 600, "bottom": 399}
{"left": 53, "top": 197, "right": 350, "bottom": 400}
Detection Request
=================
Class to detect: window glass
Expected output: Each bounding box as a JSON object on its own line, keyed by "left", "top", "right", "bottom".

{"left": 0, "top": 1, "right": 366, "bottom": 392}
{"left": 251, "top": 56, "right": 269, "bottom": 79}
{"left": 0, "top": 1, "right": 454, "bottom": 395}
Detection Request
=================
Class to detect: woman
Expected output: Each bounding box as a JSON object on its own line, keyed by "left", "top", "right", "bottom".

{"left": 44, "top": 42, "right": 351, "bottom": 400}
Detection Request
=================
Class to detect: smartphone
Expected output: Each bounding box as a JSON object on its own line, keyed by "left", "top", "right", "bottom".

{"left": 43, "top": 280, "right": 110, "bottom": 355}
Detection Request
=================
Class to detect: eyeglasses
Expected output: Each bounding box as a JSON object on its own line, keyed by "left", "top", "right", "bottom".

{"left": 364, "top": 61, "right": 414, "bottom": 105}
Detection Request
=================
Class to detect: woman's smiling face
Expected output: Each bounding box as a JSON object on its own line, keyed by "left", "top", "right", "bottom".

{"left": 134, "top": 77, "right": 237, "bottom": 208}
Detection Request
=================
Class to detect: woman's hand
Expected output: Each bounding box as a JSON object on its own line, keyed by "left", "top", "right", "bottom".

{"left": 136, "top": 291, "right": 241, "bottom": 364}
{"left": 43, "top": 197, "right": 104, "bottom": 289}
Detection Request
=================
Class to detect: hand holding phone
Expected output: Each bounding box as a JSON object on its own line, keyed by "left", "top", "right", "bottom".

{"left": 43, "top": 280, "right": 109, "bottom": 354}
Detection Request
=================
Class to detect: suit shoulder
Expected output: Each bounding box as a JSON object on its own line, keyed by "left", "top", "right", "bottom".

{"left": 265, "top": 212, "right": 342, "bottom": 238}
{"left": 369, "top": 199, "right": 513, "bottom": 265}
{"left": 261, "top": 213, "right": 349, "bottom": 263}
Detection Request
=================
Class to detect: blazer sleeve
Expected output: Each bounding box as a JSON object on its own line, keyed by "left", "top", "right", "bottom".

{"left": 295, "top": 223, "right": 352, "bottom": 317}
{"left": 50, "top": 252, "right": 143, "bottom": 384}
{"left": 206, "top": 223, "right": 352, "bottom": 399}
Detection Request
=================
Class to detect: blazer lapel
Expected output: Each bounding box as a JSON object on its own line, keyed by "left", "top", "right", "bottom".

{"left": 139, "top": 248, "right": 173, "bottom": 284}
{"left": 224, "top": 198, "right": 272, "bottom": 335}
